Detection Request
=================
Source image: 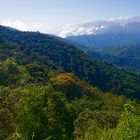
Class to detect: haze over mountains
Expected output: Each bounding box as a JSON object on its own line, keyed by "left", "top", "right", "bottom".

{"left": 57, "top": 17, "right": 140, "bottom": 72}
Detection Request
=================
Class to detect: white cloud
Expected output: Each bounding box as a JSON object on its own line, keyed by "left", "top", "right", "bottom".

{"left": 0, "top": 19, "right": 28, "bottom": 31}
{"left": 107, "top": 16, "right": 130, "bottom": 21}
{"left": 58, "top": 25, "right": 107, "bottom": 37}
{"left": 58, "top": 16, "right": 140, "bottom": 37}
{"left": 0, "top": 19, "right": 49, "bottom": 33}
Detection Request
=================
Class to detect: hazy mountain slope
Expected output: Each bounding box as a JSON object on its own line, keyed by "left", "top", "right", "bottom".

{"left": 66, "top": 22, "right": 140, "bottom": 48}
{"left": 58, "top": 17, "right": 140, "bottom": 71}
{"left": 78, "top": 44, "right": 140, "bottom": 72}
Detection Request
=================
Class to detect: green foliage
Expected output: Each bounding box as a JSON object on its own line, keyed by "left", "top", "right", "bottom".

{"left": 74, "top": 109, "right": 118, "bottom": 140}
{"left": 0, "top": 26, "right": 140, "bottom": 140}
{"left": 50, "top": 73, "right": 91, "bottom": 99}
{"left": 0, "top": 59, "right": 29, "bottom": 86}
{"left": 0, "top": 71, "right": 140, "bottom": 140}
{"left": 25, "top": 63, "right": 49, "bottom": 83}
{"left": 84, "top": 102, "right": 140, "bottom": 140}
{"left": 0, "top": 26, "right": 139, "bottom": 98}
{"left": 88, "top": 45, "right": 140, "bottom": 72}
{"left": 15, "top": 85, "right": 73, "bottom": 140}
{"left": 0, "top": 108, "right": 16, "bottom": 140}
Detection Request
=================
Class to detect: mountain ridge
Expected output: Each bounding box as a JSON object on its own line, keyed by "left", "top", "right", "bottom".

{"left": 0, "top": 25, "right": 140, "bottom": 99}
{"left": 59, "top": 17, "right": 140, "bottom": 71}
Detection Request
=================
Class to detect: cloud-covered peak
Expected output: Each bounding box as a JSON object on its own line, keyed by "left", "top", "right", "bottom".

{"left": 58, "top": 25, "right": 107, "bottom": 37}
{"left": 57, "top": 16, "right": 140, "bottom": 37}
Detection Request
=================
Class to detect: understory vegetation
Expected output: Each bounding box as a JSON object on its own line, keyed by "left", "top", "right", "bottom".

{"left": 0, "top": 59, "right": 140, "bottom": 140}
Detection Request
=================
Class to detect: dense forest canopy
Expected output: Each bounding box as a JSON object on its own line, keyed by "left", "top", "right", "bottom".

{"left": 0, "top": 25, "right": 140, "bottom": 140}
{"left": 0, "top": 25, "right": 140, "bottom": 99}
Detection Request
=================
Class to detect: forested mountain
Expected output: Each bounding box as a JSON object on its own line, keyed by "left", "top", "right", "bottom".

{"left": 66, "top": 22, "right": 140, "bottom": 48}
{"left": 64, "top": 38, "right": 140, "bottom": 72}
{"left": 1, "top": 63, "right": 140, "bottom": 140}
{"left": 0, "top": 25, "right": 140, "bottom": 98}
{"left": 77, "top": 44, "right": 140, "bottom": 72}
{"left": 0, "top": 25, "right": 140, "bottom": 140}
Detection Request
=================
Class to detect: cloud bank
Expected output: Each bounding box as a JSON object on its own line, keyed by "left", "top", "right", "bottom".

{"left": 57, "top": 16, "right": 140, "bottom": 37}
{"left": 0, "top": 19, "right": 48, "bottom": 33}
{"left": 1, "top": 16, "right": 139, "bottom": 37}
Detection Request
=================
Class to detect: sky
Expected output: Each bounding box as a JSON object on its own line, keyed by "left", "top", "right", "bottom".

{"left": 0, "top": 0, "right": 140, "bottom": 33}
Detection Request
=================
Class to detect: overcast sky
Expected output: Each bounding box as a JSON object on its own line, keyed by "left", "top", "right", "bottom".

{"left": 0, "top": 0, "right": 140, "bottom": 33}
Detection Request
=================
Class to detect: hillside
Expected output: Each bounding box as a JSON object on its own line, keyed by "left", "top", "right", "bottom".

{"left": 0, "top": 26, "right": 140, "bottom": 140}
{"left": 0, "top": 25, "right": 140, "bottom": 99}
{"left": 80, "top": 45, "right": 140, "bottom": 72}
{"left": 1, "top": 60, "right": 140, "bottom": 140}
{"left": 0, "top": 63, "right": 140, "bottom": 140}
{"left": 97, "top": 46, "right": 140, "bottom": 72}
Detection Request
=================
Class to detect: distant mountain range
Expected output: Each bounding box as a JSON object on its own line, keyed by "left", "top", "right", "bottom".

{"left": 58, "top": 16, "right": 140, "bottom": 37}
{"left": 58, "top": 17, "right": 140, "bottom": 71}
